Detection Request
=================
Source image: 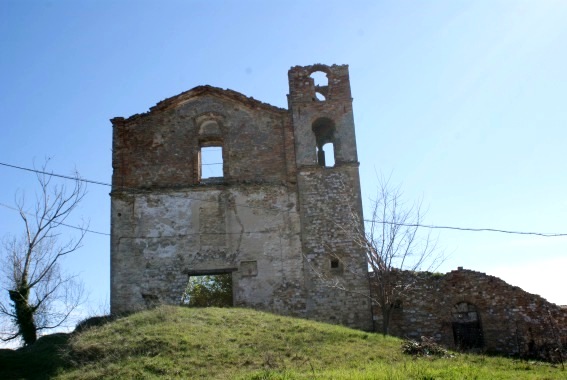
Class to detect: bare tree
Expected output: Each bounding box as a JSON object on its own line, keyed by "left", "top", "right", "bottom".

{"left": 305, "top": 177, "right": 444, "bottom": 336}
{"left": 357, "top": 178, "right": 444, "bottom": 335}
{"left": 0, "top": 162, "right": 86, "bottom": 346}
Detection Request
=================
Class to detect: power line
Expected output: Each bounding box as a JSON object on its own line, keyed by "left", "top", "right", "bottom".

{"left": 2, "top": 160, "right": 567, "bottom": 238}
{"left": 363, "top": 220, "right": 567, "bottom": 237}
{"left": 0, "top": 160, "right": 285, "bottom": 213}
{"left": 0, "top": 162, "right": 110, "bottom": 187}
{"left": 0, "top": 202, "right": 110, "bottom": 236}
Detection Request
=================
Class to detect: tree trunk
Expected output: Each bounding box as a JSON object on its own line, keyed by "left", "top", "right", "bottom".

{"left": 8, "top": 284, "right": 37, "bottom": 345}
{"left": 381, "top": 307, "right": 392, "bottom": 336}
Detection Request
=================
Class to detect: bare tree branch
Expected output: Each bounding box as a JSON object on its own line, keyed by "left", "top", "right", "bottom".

{"left": 306, "top": 176, "right": 445, "bottom": 335}
{"left": 0, "top": 160, "right": 87, "bottom": 346}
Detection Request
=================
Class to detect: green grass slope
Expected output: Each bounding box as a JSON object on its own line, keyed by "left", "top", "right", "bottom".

{"left": 0, "top": 306, "right": 564, "bottom": 379}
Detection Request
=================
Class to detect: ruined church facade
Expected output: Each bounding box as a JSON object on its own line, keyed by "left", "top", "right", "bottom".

{"left": 110, "top": 64, "right": 373, "bottom": 330}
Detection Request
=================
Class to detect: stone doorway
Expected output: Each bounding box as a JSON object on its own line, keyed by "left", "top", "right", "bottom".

{"left": 452, "top": 302, "right": 484, "bottom": 350}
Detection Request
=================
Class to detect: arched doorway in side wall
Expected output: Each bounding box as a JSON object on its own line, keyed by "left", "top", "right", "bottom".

{"left": 451, "top": 302, "right": 484, "bottom": 350}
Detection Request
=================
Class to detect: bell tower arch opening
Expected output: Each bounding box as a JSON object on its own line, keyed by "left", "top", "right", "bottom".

{"left": 312, "top": 117, "right": 336, "bottom": 167}
{"left": 310, "top": 70, "right": 329, "bottom": 101}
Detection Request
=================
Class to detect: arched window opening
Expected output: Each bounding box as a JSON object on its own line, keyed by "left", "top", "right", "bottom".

{"left": 310, "top": 70, "right": 328, "bottom": 87}
{"left": 199, "top": 144, "right": 223, "bottom": 181}
{"left": 314, "top": 92, "right": 326, "bottom": 101}
{"left": 310, "top": 70, "right": 329, "bottom": 101}
{"left": 312, "top": 118, "right": 336, "bottom": 167}
{"left": 452, "top": 302, "right": 484, "bottom": 350}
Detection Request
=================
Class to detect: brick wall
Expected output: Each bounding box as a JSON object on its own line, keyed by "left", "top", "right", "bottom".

{"left": 112, "top": 86, "right": 292, "bottom": 189}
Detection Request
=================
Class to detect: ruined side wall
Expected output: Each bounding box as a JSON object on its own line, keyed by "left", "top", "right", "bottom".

{"left": 111, "top": 184, "right": 305, "bottom": 316}
{"left": 375, "top": 269, "right": 567, "bottom": 355}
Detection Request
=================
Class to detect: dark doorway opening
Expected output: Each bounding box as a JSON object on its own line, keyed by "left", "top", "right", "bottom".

{"left": 181, "top": 272, "right": 233, "bottom": 307}
{"left": 452, "top": 302, "right": 484, "bottom": 350}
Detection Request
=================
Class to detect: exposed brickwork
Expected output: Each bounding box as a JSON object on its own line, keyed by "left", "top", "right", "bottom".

{"left": 111, "top": 64, "right": 372, "bottom": 330}
{"left": 112, "top": 87, "right": 292, "bottom": 190}
{"left": 287, "top": 64, "right": 358, "bottom": 166}
{"left": 373, "top": 269, "right": 567, "bottom": 355}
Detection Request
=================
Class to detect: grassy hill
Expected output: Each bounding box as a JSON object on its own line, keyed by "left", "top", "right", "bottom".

{"left": 0, "top": 306, "right": 564, "bottom": 379}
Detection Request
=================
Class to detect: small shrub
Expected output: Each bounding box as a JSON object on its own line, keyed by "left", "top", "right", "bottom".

{"left": 402, "top": 336, "right": 453, "bottom": 358}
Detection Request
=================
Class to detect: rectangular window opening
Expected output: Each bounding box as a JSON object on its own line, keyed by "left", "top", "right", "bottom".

{"left": 323, "top": 143, "right": 335, "bottom": 167}
{"left": 330, "top": 259, "right": 340, "bottom": 269}
{"left": 181, "top": 273, "right": 233, "bottom": 307}
{"left": 200, "top": 145, "right": 223, "bottom": 180}
{"left": 317, "top": 142, "right": 335, "bottom": 167}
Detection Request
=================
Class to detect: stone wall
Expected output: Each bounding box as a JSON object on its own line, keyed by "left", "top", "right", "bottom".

{"left": 373, "top": 268, "right": 567, "bottom": 355}
{"left": 297, "top": 166, "right": 371, "bottom": 328}
{"left": 110, "top": 64, "right": 372, "bottom": 330}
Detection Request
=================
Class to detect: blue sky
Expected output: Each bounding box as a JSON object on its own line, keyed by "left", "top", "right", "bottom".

{"left": 1, "top": 0, "right": 566, "bottom": 335}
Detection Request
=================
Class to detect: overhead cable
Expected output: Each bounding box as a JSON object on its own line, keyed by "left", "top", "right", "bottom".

{"left": 0, "top": 162, "right": 110, "bottom": 187}
{"left": 3, "top": 160, "right": 567, "bottom": 238}
{"left": 0, "top": 202, "right": 110, "bottom": 236}
{"left": 364, "top": 220, "right": 567, "bottom": 237}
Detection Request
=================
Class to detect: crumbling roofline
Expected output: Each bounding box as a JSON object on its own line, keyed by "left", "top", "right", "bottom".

{"left": 111, "top": 85, "right": 287, "bottom": 124}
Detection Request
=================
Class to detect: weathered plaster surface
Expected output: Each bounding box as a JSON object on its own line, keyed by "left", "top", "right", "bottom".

{"left": 111, "top": 185, "right": 304, "bottom": 315}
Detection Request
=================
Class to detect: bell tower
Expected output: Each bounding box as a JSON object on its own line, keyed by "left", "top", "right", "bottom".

{"left": 288, "top": 64, "right": 372, "bottom": 330}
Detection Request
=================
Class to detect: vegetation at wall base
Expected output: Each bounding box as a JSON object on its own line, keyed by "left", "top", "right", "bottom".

{"left": 0, "top": 306, "right": 563, "bottom": 379}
